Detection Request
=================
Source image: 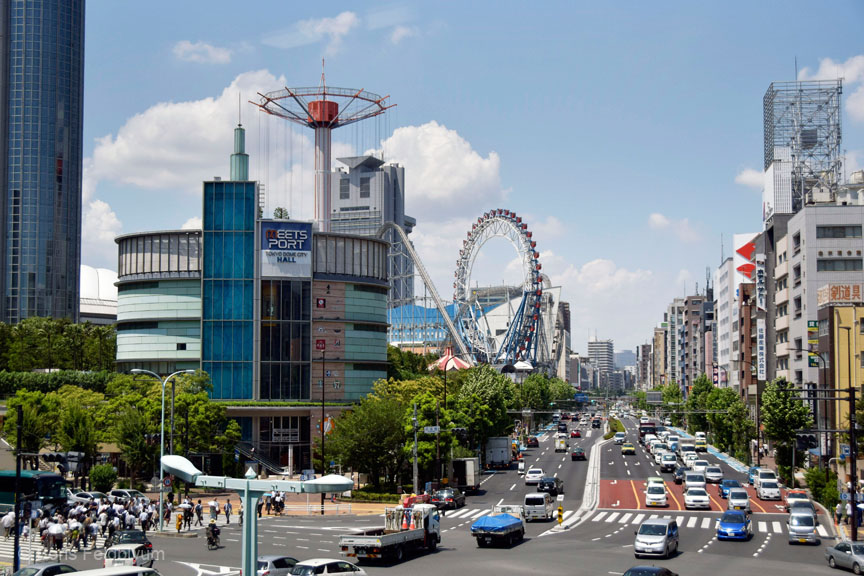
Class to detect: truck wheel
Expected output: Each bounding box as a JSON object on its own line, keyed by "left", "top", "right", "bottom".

{"left": 428, "top": 537, "right": 437, "bottom": 552}
{"left": 476, "top": 539, "right": 486, "bottom": 548}
{"left": 519, "top": 529, "right": 525, "bottom": 541}
{"left": 394, "top": 545, "right": 404, "bottom": 562}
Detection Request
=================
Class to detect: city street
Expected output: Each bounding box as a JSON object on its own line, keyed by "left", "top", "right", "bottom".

{"left": 4, "top": 414, "right": 843, "bottom": 576}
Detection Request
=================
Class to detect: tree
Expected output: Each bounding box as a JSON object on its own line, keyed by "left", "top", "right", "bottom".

{"left": 90, "top": 464, "right": 118, "bottom": 493}
{"left": 661, "top": 382, "right": 683, "bottom": 426}
{"left": 217, "top": 419, "right": 242, "bottom": 477}
{"left": 57, "top": 403, "right": 99, "bottom": 475}
{"left": 114, "top": 406, "right": 156, "bottom": 479}
{"left": 400, "top": 391, "right": 455, "bottom": 483}
{"left": 706, "top": 387, "right": 754, "bottom": 460}
{"left": 685, "top": 374, "right": 714, "bottom": 433}
{"left": 3, "top": 391, "right": 60, "bottom": 468}
{"left": 387, "top": 346, "right": 433, "bottom": 380}
{"left": 633, "top": 390, "right": 648, "bottom": 412}
{"left": 453, "top": 365, "right": 515, "bottom": 451}
{"left": 761, "top": 378, "right": 813, "bottom": 480}
{"left": 273, "top": 207, "right": 290, "bottom": 219}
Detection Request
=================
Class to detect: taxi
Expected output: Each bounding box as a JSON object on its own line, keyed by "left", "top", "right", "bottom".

{"left": 621, "top": 442, "right": 636, "bottom": 455}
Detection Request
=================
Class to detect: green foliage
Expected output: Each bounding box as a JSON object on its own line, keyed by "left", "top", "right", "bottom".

{"left": 273, "top": 207, "right": 290, "bottom": 219}
{"left": 685, "top": 374, "right": 713, "bottom": 433}
{"left": 114, "top": 406, "right": 156, "bottom": 479}
{"left": 218, "top": 419, "right": 242, "bottom": 478}
{"left": 58, "top": 403, "right": 99, "bottom": 465}
{"left": 633, "top": 390, "right": 648, "bottom": 412}
{"left": 387, "top": 346, "right": 434, "bottom": 380}
{"left": 0, "top": 318, "right": 115, "bottom": 372}
{"left": 661, "top": 382, "right": 683, "bottom": 426}
{"left": 604, "top": 418, "right": 625, "bottom": 439}
{"left": 453, "top": 365, "right": 514, "bottom": 451}
{"left": 705, "top": 387, "right": 754, "bottom": 460}
{"left": 345, "top": 490, "right": 403, "bottom": 503}
{"left": 3, "top": 390, "right": 60, "bottom": 467}
{"left": 761, "top": 378, "right": 813, "bottom": 448}
{"left": 0, "top": 370, "right": 112, "bottom": 396}
{"left": 400, "top": 391, "right": 455, "bottom": 479}
{"left": 89, "top": 464, "right": 118, "bottom": 493}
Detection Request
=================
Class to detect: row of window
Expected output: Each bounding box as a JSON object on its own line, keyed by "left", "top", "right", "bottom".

{"left": 816, "top": 225, "right": 862, "bottom": 239}
{"left": 118, "top": 233, "right": 202, "bottom": 277}
{"left": 338, "top": 177, "right": 371, "bottom": 199}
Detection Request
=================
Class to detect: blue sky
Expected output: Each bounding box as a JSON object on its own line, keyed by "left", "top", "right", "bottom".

{"left": 82, "top": 1, "right": 864, "bottom": 352}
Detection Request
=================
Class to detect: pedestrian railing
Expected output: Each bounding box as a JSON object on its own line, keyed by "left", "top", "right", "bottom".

{"left": 269, "top": 504, "right": 352, "bottom": 515}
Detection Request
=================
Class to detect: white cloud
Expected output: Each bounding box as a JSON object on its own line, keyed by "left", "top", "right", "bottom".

{"left": 373, "top": 121, "right": 505, "bottom": 220}
{"left": 799, "top": 55, "right": 864, "bottom": 124}
{"left": 83, "top": 200, "right": 122, "bottom": 265}
{"left": 262, "top": 12, "right": 359, "bottom": 55}
{"left": 647, "top": 213, "right": 701, "bottom": 243}
{"left": 182, "top": 217, "right": 202, "bottom": 230}
{"left": 676, "top": 269, "right": 693, "bottom": 289}
{"left": 390, "top": 25, "right": 417, "bottom": 44}
{"left": 735, "top": 168, "right": 763, "bottom": 190}
{"left": 173, "top": 41, "right": 232, "bottom": 64}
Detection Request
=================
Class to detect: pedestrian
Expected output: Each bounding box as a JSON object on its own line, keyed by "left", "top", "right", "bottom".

{"left": 176, "top": 512, "right": 183, "bottom": 533}
{"left": 836, "top": 501, "right": 844, "bottom": 524}
{"left": 238, "top": 503, "right": 243, "bottom": 526}
{"left": 847, "top": 501, "right": 853, "bottom": 525}
{"left": 1, "top": 510, "right": 14, "bottom": 539}
{"left": 257, "top": 499, "right": 263, "bottom": 518}
{"left": 265, "top": 496, "right": 272, "bottom": 516}
{"left": 209, "top": 500, "right": 219, "bottom": 522}
{"left": 224, "top": 500, "right": 232, "bottom": 524}
{"left": 195, "top": 500, "right": 204, "bottom": 527}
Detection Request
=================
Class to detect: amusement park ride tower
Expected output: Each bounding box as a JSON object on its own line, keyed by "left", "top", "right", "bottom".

{"left": 253, "top": 66, "right": 395, "bottom": 232}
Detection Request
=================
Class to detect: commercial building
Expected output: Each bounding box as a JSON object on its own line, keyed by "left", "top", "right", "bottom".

{"left": 79, "top": 265, "right": 117, "bottom": 325}
{"left": 665, "top": 298, "right": 685, "bottom": 387}
{"left": 636, "top": 343, "right": 651, "bottom": 390}
{"left": 587, "top": 336, "right": 613, "bottom": 389}
{"left": 713, "top": 258, "right": 737, "bottom": 388}
{"left": 652, "top": 324, "right": 666, "bottom": 388}
{"left": 0, "top": 0, "right": 85, "bottom": 323}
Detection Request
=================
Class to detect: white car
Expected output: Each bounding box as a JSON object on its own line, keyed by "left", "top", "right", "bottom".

{"left": 291, "top": 559, "right": 367, "bottom": 576}
{"left": 664, "top": 418, "right": 672, "bottom": 426}
{"left": 684, "top": 487, "right": 711, "bottom": 510}
{"left": 645, "top": 484, "right": 668, "bottom": 508}
{"left": 614, "top": 432, "right": 627, "bottom": 445}
{"left": 660, "top": 453, "right": 677, "bottom": 472}
{"left": 704, "top": 466, "right": 724, "bottom": 483}
{"left": 654, "top": 449, "right": 667, "bottom": 465}
{"left": 692, "top": 459, "right": 710, "bottom": 474}
{"left": 683, "top": 452, "right": 698, "bottom": 466}
{"left": 727, "top": 488, "right": 752, "bottom": 513}
{"left": 104, "top": 544, "right": 154, "bottom": 568}
{"left": 684, "top": 473, "right": 706, "bottom": 492}
{"left": 524, "top": 468, "right": 545, "bottom": 485}
{"left": 757, "top": 480, "right": 781, "bottom": 501}
{"left": 754, "top": 468, "right": 778, "bottom": 490}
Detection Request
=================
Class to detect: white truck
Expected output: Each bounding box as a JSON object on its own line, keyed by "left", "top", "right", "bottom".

{"left": 339, "top": 503, "right": 441, "bottom": 563}
{"left": 451, "top": 457, "right": 480, "bottom": 493}
{"left": 469, "top": 504, "right": 525, "bottom": 547}
{"left": 486, "top": 436, "right": 511, "bottom": 469}
{"left": 554, "top": 437, "right": 568, "bottom": 452}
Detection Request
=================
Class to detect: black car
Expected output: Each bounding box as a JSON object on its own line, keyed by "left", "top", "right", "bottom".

{"left": 591, "top": 419, "right": 602, "bottom": 428}
{"left": 113, "top": 530, "right": 153, "bottom": 551}
{"left": 673, "top": 465, "right": 691, "bottom": 485}
{"left": 430, "top": 488, "right": 465, "bottom": 510}
{"left": 537, "top": 477, "right": 564, "bottom": 497}
{"left": 623, "top": 567, "right": 679, "bottom": 576}
{"left": 527, "top": 437, "right": 539, "bottom": 448}
{"left": 571, "top": 447, "right": 586, "bottom": 461}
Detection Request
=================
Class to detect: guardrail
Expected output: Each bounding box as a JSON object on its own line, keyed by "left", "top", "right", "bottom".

{"left": 275, "top": 503, "right": 352, "bottom": 514}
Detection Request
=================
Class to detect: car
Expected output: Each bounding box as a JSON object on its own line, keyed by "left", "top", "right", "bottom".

{"left": 103, "top": 544, "right": 154, "bottom": 568}
{"left": 258, "top": 556, "right": 299, "bottom": 576}
{"left": 754, "top": 468, "right": 778, "bottom": 490}
{"left": 621, "top": 443, "right": 636, "bottom": 455}
{"left": 683, "top": 487, "right": 711, "bottom": 510}
{"left": 683, "top": 473, "right": 706, "bottom": 492}
{"left": 68, "top": 491, "right": 109, "bottom": 505}
{"left": 788, "top": 499, "right": 818, "bottom": 524}
{"left": 613, "top": 432, "right": 627, "bottom": 444}
{"left": 727, "top": 488, "right": 752, "bottom": 513}
{"left": 673, "top": 465, "right": 691, "bottom": 485}
{"left": 644, "top": 484, "right": 667, "bottom": 508}
{"left": 694, "top": 439, "right": 707, "bottom": 452}
{"left": 787, "top": 511, "right": 817, "bottom": 545}
{"left": 692, "top": 459, "right": 710, "bottom": 474}
{"left": 654, "top": 450, "right": 667, "bottom": 465}
{"left": 12, "top": 563, "right": 77, "bottom": 576}
{"left": 430, "top": 488, "right": 465, "bottom": 509}
{"left": 527, "top": 436, "right": 539, "bottom": 448}
{"left": 113, "top": 530, "right": 153, "bottom": 552}
{"left": 633, "top": 517, "right": 679, "bottom": 559}
{"left": 757, "top": 480, "right": 782, "bottom": 501}
{"left": 109, "top": 489, "right": 148, "bottom": 504}
{"left": 716, "top": 511, "right": 752, "bottom": 540}
{"left": 748, "top": 466, "right": 760, "bottom": 485}
{"left": 592, "top": 419, "right": 602, "bottom": 428}
{"left": 571, "top": 447, "right": 586, "bottom": 461}
{"left": 538, "top": 476, "right": 565, "bottom": 496}
{"left": 524, "top": 468, "right": 545, "bottom": 485}
{"left": 660, "top": 453, "right": 677, "bottom": 472}
{"left": 646, "top": 476, "right": 665, "bottom": 488}
{"left": 718, "top": 479, "right": 742, "bottom": 499}
{"left": 570, "top": 429, "right": 582, "bottom": 438}
{"left": 785, "top": 489, "right": 809, "bottom": 512}
{"left": 695, "top": 431, "right": 707, "bottom": 439}
{"left": 683, "top": 452, "right": 698, "bottom": 466}
{"left": 623, "top": 567, "right": 679, "bottom": 576}
{"left": 704, "top": 466, "right": 724, "bottom": 483}
{"left": 290, "top": 559, "right": 367, "bottom": 576}
{"left": 825, "top": 541, "right": 864, "bottom": 573}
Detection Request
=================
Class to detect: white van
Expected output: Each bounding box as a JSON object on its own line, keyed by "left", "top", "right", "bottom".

{"left": 523, "top": 492, "right": 554, "bottom": 521}
{"left": 74, "top": 568, "right": 161, "bottom": 576}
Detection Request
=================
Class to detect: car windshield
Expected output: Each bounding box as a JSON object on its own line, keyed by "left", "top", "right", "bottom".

{"left": 729, "top": 490, "right": 748, "bottom": 499}
{"left": 12, "top": 569, "right": 42, "bottom": 576}
{"left": 707, "top": 467, "right": 722, "bottom": 474}
{"left": 721, "top": 512, "right": 745, "bottom": 523}
{"left": 853, "top": 544, "right": 864, "bottom": 555}
{"left": 663, "top": 454, "right": 675, "bottom": 460}
{"left": 760, "top": 472, "right": 777, "bottom": 480}
{"left": 688, "top": 488, "right": 707, "bottom": 497}
{"left": 647, "top": 486, "right": 665, "bottom": 494}
{"left": 525, "top": 496, "right": 546, "bottom": 505}
{"left": 686, "top": 474, "right": 705, "bottom": 482}
{"left": 791, "top": 501, "right": 814, "bottom": 511}
{"left": 638, "top": 524, "right": 667, "bottom": 536}
{"left": 762, "top": 481, "right": 779, "bottom": 489}
{"left": 623, "top": 569, "right": 664, "bottom": 576}
{"left": 791, "top": 515, "right": 814, "bottom": 527}
{"left": 528, "top": 469, "right": 542, "bottom": 475}
{"left": 291, "top": 567, "right": 315, "bottom": 576}
{"left": 723, "top": 480, "right": 740, "bottom": 487}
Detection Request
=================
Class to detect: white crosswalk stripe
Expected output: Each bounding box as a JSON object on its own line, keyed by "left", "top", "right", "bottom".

{"left": 675, "top": 516, "right": 685, "bottom": 526}
{"left": 468, "top": 509, "right": 489, "bottom": 519}
{"left": 620, "top": 513, "right": 632, "bottom": 524}
{"left": 686, "top": 517, "right": 697, "bottom": 528}
{"left": 562, "top": 511, "right": 575, "bottom": 520}
{"left": 817, "top": 525, "right": 829, "bottom": 537}
{"left": 758, "top": 521, "right": 768, "bottom": 532}
{"left": 446, "top": 509, "right": 471, "bottom": 519}
{"left": 0, "top": 533, "right": 111, "bottom": 560}
{"left": 771, "top": 521, "right": 782, "bottom": 533}
{"left": 605, "top": 512, "right": 620, "bottom": 523}
{"left": 700, "top": 517, "right": 711, "bottom": 529}
{"left": 592, "top": 511, "right": 608, "bottom": 522}
{"left": 631, "top": 513, "right": 645, "bottom": 524}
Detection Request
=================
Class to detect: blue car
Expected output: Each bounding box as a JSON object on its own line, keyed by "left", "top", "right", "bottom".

{"left": 747, "top": 466, "right": 760, "bottom": 485}
{"left": 716, "top": 511, "right": 752, "bottom": 540}
{"left": 719, "top": 479, "right": 742, "bottom": 499}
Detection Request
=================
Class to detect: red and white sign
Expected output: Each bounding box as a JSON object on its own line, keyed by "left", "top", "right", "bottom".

{"left": 817, "top": 283, "right": 864, "bottom": 307}
{"left": 316, "top": 339, "right": 326, "bottom": 351}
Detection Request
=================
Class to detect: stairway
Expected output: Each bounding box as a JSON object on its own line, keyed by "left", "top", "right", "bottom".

{"left": 235, "top": 442, "right": 290, "bottom": 476}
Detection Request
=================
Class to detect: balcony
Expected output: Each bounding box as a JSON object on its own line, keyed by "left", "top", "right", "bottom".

{"left": 776, "top": 315, "right": 789, "bottom": 331}
{"left": 775, "top": 287, "right": 788, "bottom": 305}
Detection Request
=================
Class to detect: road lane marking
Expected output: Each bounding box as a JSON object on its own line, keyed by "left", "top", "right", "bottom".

{"left": 629, "top": 480, "right": 642, "bottom": 509}
{"left": 563, "top": 511, "right": 575, "bottom": 520}
{"left": 631, "top": 513, "right": 645, "bottom": 524}
{"left": 620, "top": 513, "right": 632, "bottom": 524}
{"left": 666, "top": 483, "right": 682, "bottom": 510}
{"left": 708, "top": 494, "right": 724, "bottom": 511}
{"left": 758, "top": 521, "right": 768, "bottom": 532}
{"left": 496, "top": 498, "right": 503, "bottom": 506}
{"left": 749, "top": 498, "right": 767, "bottom": 513}
{"left": 554, "top": 472, "right": 558, "bottom": 478}
{"left": 606, "top": 512, "right": 620, "bottom": 523}
{"left": 558, "top": 464, "right": 562, "bottom": 469}
{"left": 700, "top": 517, "right": 711, "bottom": 529}
{"left": 446, "top": 509, "right": 469, "bottom": 519}
{"left": 509, "top": 483, "right": 516, "bottom": 491}
{"left": 686, "top": 517, "right": 697, "bottom": 528}
{"left": 771, "top": 521, "right": 782, "bottom": 533}
{"left": 592, "top": 511, "right": 608, "bottom": 522}
{"left": 626, "top": 469, "right": 631, "bottom": 476}
{"left": 297, "top": 546, "right": 309, "bottom": 549}
{"left": 817, "top": 525, "right": 829, "bottom": 537}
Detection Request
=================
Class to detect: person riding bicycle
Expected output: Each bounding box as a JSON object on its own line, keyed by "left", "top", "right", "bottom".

{"left": 206, "top": 519, "right": 220, "bottom": 547}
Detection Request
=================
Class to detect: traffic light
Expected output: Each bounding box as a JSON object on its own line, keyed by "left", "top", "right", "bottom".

{"left": 66, "top": 451, "right": 85, "bottom": 474}
{"left": 42, "top": 452, "right": 68, "bottom": 474}
{"left": 795, "top": 434, "right": 818, "bottom": 451}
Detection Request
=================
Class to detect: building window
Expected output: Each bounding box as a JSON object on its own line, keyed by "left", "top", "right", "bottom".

{"left": 359, "top": 177, "right": 371, "bottom": 198}
{"left": 793, "top": 264, "right": 802, "bottom": 286}
{"left": 794, "top": 337, "right": 803, "bottom": 359}
{"left": 339, "top": 178, "right": 350, "bottom": 200}
{"left": 793, "top": 296, "right": 802, "bottom": 318}
{"left": 816, "top": 225, "right": 862, "bottom": 239}
{"left": 176, "top": 343, "right": 187, "bottom": 351}
{"left": 817, "top": 259, "right": 863, "bottom": 272}
{"left": 793, "top": 232, "right": 801, "bottom": 254}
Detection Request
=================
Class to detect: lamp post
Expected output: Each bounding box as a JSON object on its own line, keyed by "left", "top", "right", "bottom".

{"left": 840, "top": 326, "right": 859, "bottom": 541}
{"left": 131, "top": 368, "right": 195, "bottom": 531}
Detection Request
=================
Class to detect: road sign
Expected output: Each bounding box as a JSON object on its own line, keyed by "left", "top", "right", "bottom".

{"left": 163, "top": 477, "right": 172, "bottom": 488}
{"left": 423, "top": 426, "right": 440, "bottom": 434}
{"left": 842, "top": 444, "right": 851, "bottom": 457}
{"left": 316, "top": 339, "right": 326, "bottom": 351}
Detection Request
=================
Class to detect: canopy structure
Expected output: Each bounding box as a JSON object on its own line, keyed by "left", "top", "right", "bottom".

{"left": 429, "top": 347, "right": 472, "bottom": 371}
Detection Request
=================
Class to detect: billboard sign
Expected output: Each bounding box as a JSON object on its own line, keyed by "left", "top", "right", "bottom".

{"left": 261, "top": 221, "right": 313, "bottom": 278}
{"left": 817, "top": 283, "right": 864, "bottom": 308}
{"left": 755, "top": 254, "right": 767, "bottom": 312}
{"left": 756, "top": 319, "right": 766, "bottom": 380}
{"left": 733, "top": 233, "right": 758, "bottom": 287}
{"left": 807, "top": 321, "right": 819, "bottom": 367}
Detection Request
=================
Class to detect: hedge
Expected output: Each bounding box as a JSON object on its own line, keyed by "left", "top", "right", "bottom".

{"left": 343, "top": 490, "right": 403, "bottom": 503}
{"left": 0, "top": 370, "right": 112, "bottom": 396}
{"left": 603, "top": 418, "right": 625, "bottom": 440}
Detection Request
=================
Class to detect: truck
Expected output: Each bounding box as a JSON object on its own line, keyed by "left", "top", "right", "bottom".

{"left": 554, "top": 437, "right": 567, "bottom": 452}
{"left": 469, "top": 504, "right": 525, "bottom": 548}
{"left": 486, "top": 436, "right": 511, "bottom": 469}
{"left": 339, "top": 502, "right": 441, "bottom": 563}
{"left": 451, "top": 457, "right": 481, "bottom": 493}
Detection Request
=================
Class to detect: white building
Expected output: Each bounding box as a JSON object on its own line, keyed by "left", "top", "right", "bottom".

{"left": 713, "top": 258, "right": 737, "bottom": 388}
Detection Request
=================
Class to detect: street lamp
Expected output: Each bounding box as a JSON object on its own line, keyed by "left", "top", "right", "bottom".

{"left": 131, "top": 368, "right": 195, "bottom": 531}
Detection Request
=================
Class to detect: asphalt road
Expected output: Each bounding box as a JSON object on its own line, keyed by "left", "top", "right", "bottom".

{"left": 5, "top": 413, "right": 845, "bottom": 576}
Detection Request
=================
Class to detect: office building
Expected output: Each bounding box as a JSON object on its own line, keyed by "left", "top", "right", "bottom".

{"left": 0, "top": 0, "right": 85, "bottom": 323}
{"left": 587, "top": 336, "right": 613, "bottom": 388}
{"left": 652, "top": 324, "right": 666, "bottom": 388}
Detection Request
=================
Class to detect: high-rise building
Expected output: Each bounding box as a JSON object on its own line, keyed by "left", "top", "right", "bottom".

{"left": 636, "top": 343, "right": 652, "bottom": 390}
{"left": 652, "top": 324, "right": 666, "bottom": 388}
{"left": 714, "top": 258, "right": 736, "bottom": 388}
{"left": 587, "top": 336, "right": 614, "bottom": 387}
{"left": 331, "top": 156, "right": 415, "bottom": 306}
{"left": 0, "top": 0, "right": 85, "bottom": 323}
{"left": 665, "top": 298, "right": 685, "bottom": 387}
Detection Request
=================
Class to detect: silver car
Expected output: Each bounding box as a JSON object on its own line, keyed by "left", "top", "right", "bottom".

{"left": 727, "top": 488, "right": 751, "bottom": 513}
{"left": 787, "top": 512, "right": 817, "bottom": 544}
{"left": 825, "top": 541, "right": 864, "bottom": 573}
{"left": 704, "top": 466, "right": 724, "bottom": 483}
{"left": 258, "top": 555, "right": 298, "bottom": 576}
{"left": 634, "top": 517, "right": 679, "bottom": 559}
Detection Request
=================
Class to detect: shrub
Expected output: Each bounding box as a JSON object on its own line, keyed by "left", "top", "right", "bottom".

{"left": 804, "top": 466, "right": 839, "bottom": 509}
{"left": 603, "top": 418, "right": 625, "bottom": 440}
{"left": 89, "top": 464, "right": 118, "bottom": 493}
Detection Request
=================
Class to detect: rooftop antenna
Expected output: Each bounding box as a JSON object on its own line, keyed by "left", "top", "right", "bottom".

{"left": 795, "top": 56, "right": 798, "bottom": 81}
{"left": 238, "top": 92, "right": 242, "bottom": 126}
{"left": 720, "top": 233, "right": 725, "bottom": 263}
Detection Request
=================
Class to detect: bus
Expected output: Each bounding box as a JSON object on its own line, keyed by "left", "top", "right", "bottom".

{"left": 0, "top": 470, "right": 68, "bottom": 514}
{"left": 638, "top": 422, "right": 656, "bottom": 444}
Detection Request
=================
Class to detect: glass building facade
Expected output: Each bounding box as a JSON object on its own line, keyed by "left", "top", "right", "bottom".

{"left": 0, "top": 0, "right": 85, "bottom": 323}
{"left": 202, "top": 181, "right": 256, "bottom": 399}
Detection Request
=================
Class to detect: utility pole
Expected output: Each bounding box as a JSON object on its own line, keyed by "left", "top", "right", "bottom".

{"left": 412, "top": 404, "right": 418, "bottom": 495}
{"left": 436, "top": 401, "right": 441, "bottom": 488}
{"left": 13, "top": 405, "right": 22, "bottom": 573}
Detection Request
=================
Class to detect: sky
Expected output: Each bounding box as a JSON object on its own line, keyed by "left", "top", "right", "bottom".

{"left": 82, "top": 1, "right": 864, "bottom": 353}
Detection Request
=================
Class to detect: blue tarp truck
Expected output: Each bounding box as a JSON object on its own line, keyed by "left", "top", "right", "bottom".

{"left": 470, "top": 504, "right": 525, "bottom": 547}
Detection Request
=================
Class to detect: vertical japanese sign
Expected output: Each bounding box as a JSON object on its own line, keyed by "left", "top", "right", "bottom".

{"left": 757, "top": 319, "right": 766, "bottom": 380}
{"left": 807, "top": 321, "right": 819, "bottom": 367}
{"left": 755, "top": 254, "right": 767, "bottom": 312}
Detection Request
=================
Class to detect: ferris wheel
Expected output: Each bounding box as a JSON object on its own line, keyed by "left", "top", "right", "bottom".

{"left": 453, "top": 209, "right": 544, "bottom": 364}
